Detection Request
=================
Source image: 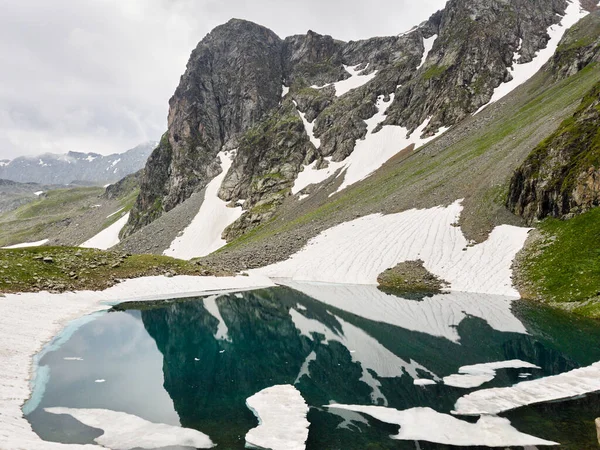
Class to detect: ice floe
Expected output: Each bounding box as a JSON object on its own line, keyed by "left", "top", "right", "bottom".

{"left": 279, "top": 281, "right": 527, "bottom": 343}
{"left": 325, "top": 404, "right": 558, "bottom": 447}
{"left": 45, "top": 407, "right": 214, "bottom": 449}
{"left": 0, "top": 274, "right": 274, "bottom": 449}
{"left": 164, "top": 151, "right": 243, "bottom": 259}
{"left": 312, "top": 64, "right": 378, "bottom": 97}
{"left": 443, "top": 360, "right": 540, "bottom": 388}
{"left": 453, "top": 361, "right": 600, "bottom": 416}
{"left": 476, "top": 0, "right": 587, "bottom": 114}
{"left": 2, "top": 239, "right": 49, "bottom": 249}
{"left": 255, "top": 200, "right": 530, "bottom": 296}
{"left": 80, "top": 212, "right": 130, "bottom": 250}
{"left": 290, "top": 308, "right": 438, "bottom": 404}
{"left": 245, "top": 384, "right": 310, "bottom": 450}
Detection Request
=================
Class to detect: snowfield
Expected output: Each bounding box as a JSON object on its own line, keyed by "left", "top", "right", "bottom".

{"left": 80, "top": 213, "right": 130, "bottom": 250}
{"left": 164, "top": 151, "right": 243, "bottom": 260}
{"left": 255, "top": 200, "right": 531, "bottom": 297}
{"left": 245, "top": 385, "right": 310, "bottom": 450}
{"left": 0, "top": 274, "right": 274, "bottom": 450}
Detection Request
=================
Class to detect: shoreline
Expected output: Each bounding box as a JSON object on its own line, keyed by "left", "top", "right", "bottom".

{"left": 0, "top": 274, "right": 274, "bottom": 450}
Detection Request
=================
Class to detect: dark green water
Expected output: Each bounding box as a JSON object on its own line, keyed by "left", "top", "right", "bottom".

{"left": 25, "top": 285, "right": 600, "bottom": 449}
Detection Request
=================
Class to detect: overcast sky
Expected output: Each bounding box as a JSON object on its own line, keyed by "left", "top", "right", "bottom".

{"left": 0, "top": 0, "right": 448, "bottom": 160}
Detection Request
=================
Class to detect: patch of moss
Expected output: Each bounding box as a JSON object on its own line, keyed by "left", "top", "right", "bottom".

{"left": 422, "top": 64, "right": 448, "bottom": 80}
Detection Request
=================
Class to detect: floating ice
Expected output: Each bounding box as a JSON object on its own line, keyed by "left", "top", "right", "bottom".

{"left": 453, "top": 361, "right": 600, "bottom": 416}
{"left": 326, "top": 404, "right": 558, "bottom": 447}
{"left": 245, "top": 385, "right": 310, "bottom": 450}
{"left": 443, "top": 360, "right": 540, "bottom": 389}
{"left": 45, "top": 407, "right": 214, "bottom": 449}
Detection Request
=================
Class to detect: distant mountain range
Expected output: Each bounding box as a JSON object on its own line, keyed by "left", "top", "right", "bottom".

{"left": 0, "top": 141, "right": 157, "bottom": 185}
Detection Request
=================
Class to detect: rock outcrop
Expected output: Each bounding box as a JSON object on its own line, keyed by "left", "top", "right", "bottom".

{"left": 125, "top": 0, "right": 579, "bottom": 241}
{"left": 507, "top": 80, "right": 600, "bottom": 222}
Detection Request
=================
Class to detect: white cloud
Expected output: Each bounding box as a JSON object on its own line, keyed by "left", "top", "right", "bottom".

{"left": 0, "top": 0, "right": 448, "bottom": 159}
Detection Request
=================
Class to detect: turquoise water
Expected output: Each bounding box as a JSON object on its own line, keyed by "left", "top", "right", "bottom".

{"left": 25, "top": 285, "right": 600, "bottom": 449}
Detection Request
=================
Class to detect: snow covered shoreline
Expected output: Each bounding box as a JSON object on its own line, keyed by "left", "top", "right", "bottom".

{"left": 0, "top": 274, "right": 274, "bottom": 450}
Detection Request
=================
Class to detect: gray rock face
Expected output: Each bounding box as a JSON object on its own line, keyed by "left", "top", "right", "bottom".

{"left": 0, "top": 142, "right": 155, "bottom": 186}
{"left": 127, "top": 0, "right": 583, "bottom": 241}
{"left": 507, "top": 80, "right": 600, "bottom": 222}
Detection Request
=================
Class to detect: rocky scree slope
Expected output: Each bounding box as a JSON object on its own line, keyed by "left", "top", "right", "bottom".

{"left": 0, "top": 141, "right": 155, "bottom": 186}
{"left": 124, "top": 0, "right": 580, "bottom": 242}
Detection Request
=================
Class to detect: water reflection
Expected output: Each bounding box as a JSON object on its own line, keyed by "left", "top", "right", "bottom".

{"left": 27, "top": 284, "right": 600, "bottom": 449}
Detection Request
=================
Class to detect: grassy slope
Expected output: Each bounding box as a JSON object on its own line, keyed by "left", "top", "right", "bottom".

{"left": 0, "top": 187, "right": 104, "bottom": 246}
{"left": 0, "top": 246, "right": 223, "bottom": 294}
{"left": 516, "top": 203, "right": 600, "bottom": 318}
{"left": 217, "top": 65, "right": 600, "bottom": 254}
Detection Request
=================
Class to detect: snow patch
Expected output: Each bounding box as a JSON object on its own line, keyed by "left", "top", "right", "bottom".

{"left": 335, "top": 94, "right": 448, "bottom": 193}
{"left": 164, "top": 151, "right": 243, "bottom": 259}
{"left": 45, "top": 407, "right": 214, "bottom": 449}
{"left": 255, "top": 200, "right": 530, "bottom": 296}
{"left": 2, "top": 239, "right": 49, "bottom": 249}
{"left": 80, "top": 212, "right": 130, "bottom": 250}
{"left": 312, "top": 64, "right": 378, "bottom": 97}
{"left": 326, "top": 405, "right": 558, "bottom": 447}
{"left": 85, "top": 155, "right": 96, "bottom": 163}
{"left": 443, "top": 360, "right": 540, "bottom": 389}
{"left": 282, "top": 85, "right": 290, "bottom": 98}
{"left": 414, "top": 379, "right": 437, "bottom": 386}
{"left": 418, "top": 35, "right": 437, "bottom": 70}
{"left": 34, "top": 191, "right": 44, "bottom": 196}
{"left": 453, "top": 361, "right": 600, "bottom": 416}
{"left": 245, "top": 385, "right": 310, "bottom": 450}
{"left": 111, "top": 158, "right": 121, "bottom": 167}
{"left": 476, "top": 0, "right": 588, "bottom": 114}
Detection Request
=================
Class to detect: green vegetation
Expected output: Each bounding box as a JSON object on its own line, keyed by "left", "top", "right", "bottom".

{"left": 0, "top": 246, "right": 223, "bottom": 294}
{"left": 15, "top": 187, "right": 104, "bottom": 221}
{"left": 422, "top": 64, "right": 448, "bottom": 80}
{"left": 517, "top": 207, "right": 600, "bottom": 317}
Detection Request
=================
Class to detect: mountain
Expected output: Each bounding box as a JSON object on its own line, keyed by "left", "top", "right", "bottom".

{"left": 123, "top": 0, "right": 595, "bottom": 238}
{"left": 0, "top": 141, "right": 157, "bottom": 186}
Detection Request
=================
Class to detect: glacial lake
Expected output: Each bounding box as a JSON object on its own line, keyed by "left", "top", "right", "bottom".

{"left": 25, "top": 283, "right": 600, "bottom": 449}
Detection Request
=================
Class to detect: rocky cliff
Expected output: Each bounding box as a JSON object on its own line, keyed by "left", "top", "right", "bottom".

{"left": 125, "top": 0, "right": 581, "bottom": 240}
{"left": 507, "top": 79, "right": 600, "bottom": 222}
